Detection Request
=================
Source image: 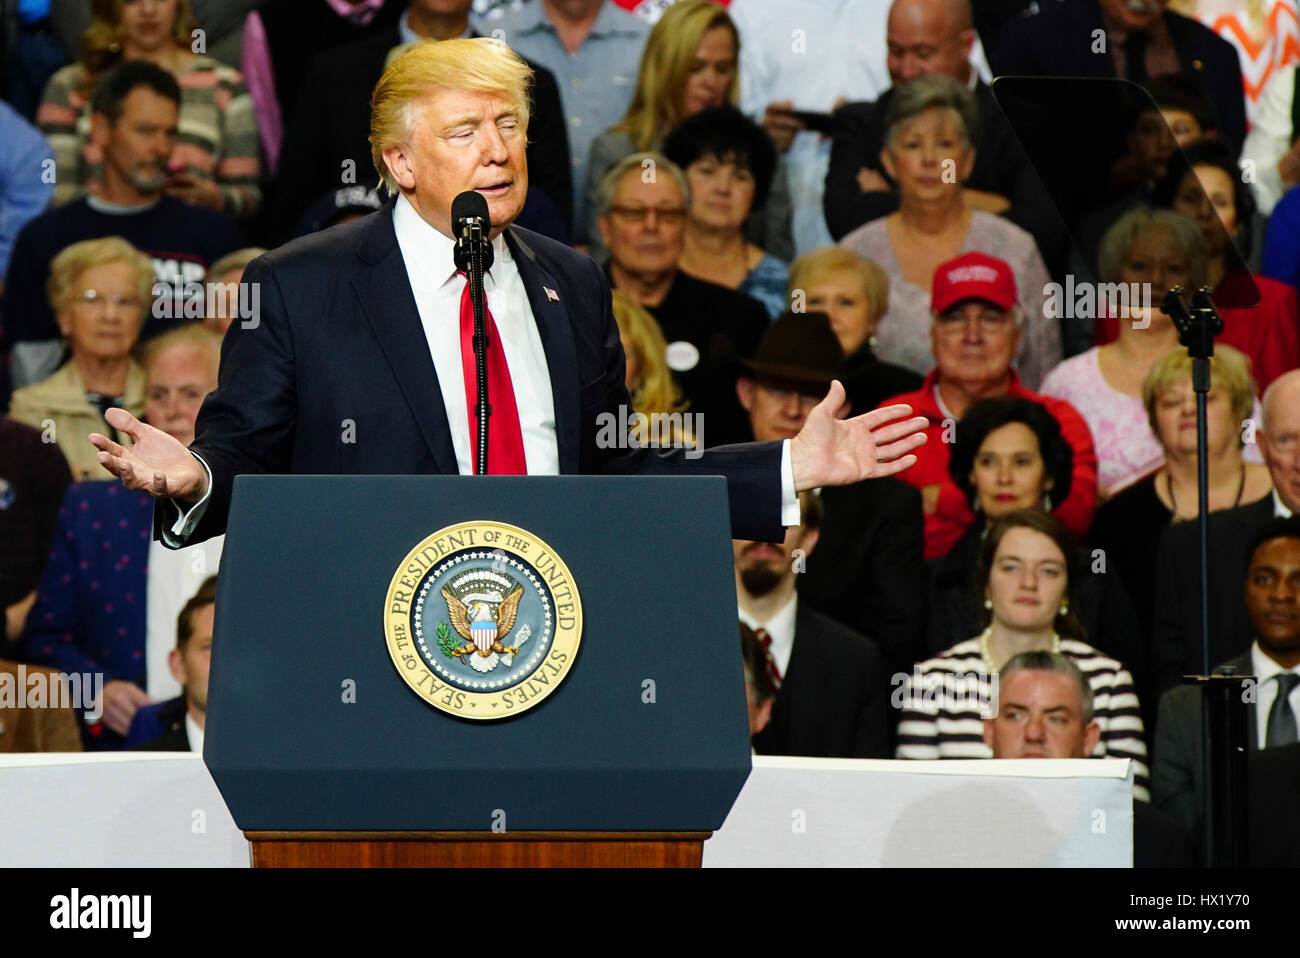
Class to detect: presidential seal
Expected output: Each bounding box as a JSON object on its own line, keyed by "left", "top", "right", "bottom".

{"left": 383, "top": 521, "right": 582, "bottom": 720}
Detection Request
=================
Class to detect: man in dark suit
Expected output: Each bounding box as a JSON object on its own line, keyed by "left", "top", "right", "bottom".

{"left": 1152, "top": 518, "right": 1300, "bottom": 845}
{"left": 990, "top": 0, "right": 1247, "bottom": 155}
{"left": 271, "top": 0, "right": 573, "bottom": 242}
{"left": 1151, "top": 370, "right": 1300, "bottom": 694}
{"left": 87, "top": 39, "right": 928, "bottom": 551}
{"left": 738, "top": 491, "right": 891, "bottom": 759}
{"left": 135, "top": 575, "right": 217, "bottom": 752}
{"left": 735, "top": 310, "right": 925, "bottom": 676}
{"left": 985, "top": 650, "right": 1195, "bottom": 867}
{"left": 823, "top": 0, "right": 1063, "bottom": 271}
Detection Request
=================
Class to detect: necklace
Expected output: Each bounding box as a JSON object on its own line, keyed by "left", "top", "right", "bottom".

{"left": 978, "top": 625, "right": 1061, "bottom": 672}
{"left": 1166, "top": 462, "right": 1245, "bottom": 523}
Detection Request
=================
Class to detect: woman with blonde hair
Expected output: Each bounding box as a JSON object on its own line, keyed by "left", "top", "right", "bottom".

{"left": 38, "top": 0, "right": 261, "bottom": 218}
{"left": 9, "top": 237, "right": 152, "bottom": 480}
{"left": 789, "top": 246, "right": 921, "bottom": 412}
{"left": 611, "top": 290, "right": 687, "bottom": 418}
{"left": 1091, "top": 344, "right": 1273, "bottom": 639}
{"left": 582, "top": 0, "right": 790, "bottom": 260}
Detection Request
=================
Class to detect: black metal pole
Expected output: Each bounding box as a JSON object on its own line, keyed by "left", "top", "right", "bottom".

{"left": 470, "top": 230, "right": 490, "bottom": 476}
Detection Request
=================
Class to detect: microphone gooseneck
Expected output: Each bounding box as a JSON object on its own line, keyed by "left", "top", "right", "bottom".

{"left": 452, "top": 191, "right": 494, "bottom": 475}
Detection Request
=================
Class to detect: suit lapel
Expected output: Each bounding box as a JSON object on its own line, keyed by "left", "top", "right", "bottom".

{"left": 351, "top": 206, "right": 459, "bottom": 475}
{"left": 506, "top": 228, "right": 580, "bottom": 474}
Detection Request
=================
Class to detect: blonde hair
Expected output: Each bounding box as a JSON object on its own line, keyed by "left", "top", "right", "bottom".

{"left": 1142, "top": 343, "right": 1257, "bottom": 441}
{"left": 47, "top": 236, "right": 155, "bottom": 313}
{"left": 370, "top": 38, "right": 534, "bottom": 195}
{"left": 208, "top": 247, "right": 266, "bottom": 281}
{"left": 611, "top": 290, "right": 687, "bottom": 416}
{"left": 614, "top": 0, "right": 739, "bottom": 151}
{"left": 1098, "top": 208, "right": 1207, "bottom": 290}
{"left": 789, "top": 246, "right": 891, "bottom": 322}
{"left": 80, "top": 0, "right": 198, "bottom": 82}
{"left": 140, "top": 322, "right": 223, "bottom": 374}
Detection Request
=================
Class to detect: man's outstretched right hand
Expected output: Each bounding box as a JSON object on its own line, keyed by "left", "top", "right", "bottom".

{"left": 89, "top": 408, "right": 209, "bottom": 504}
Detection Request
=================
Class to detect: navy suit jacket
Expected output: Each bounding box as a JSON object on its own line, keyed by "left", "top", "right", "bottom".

{"left": 166, "top": 201, "right": 785, "bottom": 545}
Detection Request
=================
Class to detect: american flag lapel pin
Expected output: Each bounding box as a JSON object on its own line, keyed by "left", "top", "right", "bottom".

{"left": 544, "top": 286, "right": 560, "bottom": 302}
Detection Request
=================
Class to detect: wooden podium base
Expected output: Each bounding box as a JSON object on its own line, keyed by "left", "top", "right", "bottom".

{"left": 245, "top": 831, "right": 711, "bottom": 867}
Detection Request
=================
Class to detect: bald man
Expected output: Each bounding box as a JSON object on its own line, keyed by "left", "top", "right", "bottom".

{"left": 1152, "top": 369, "right": 1300, "bottom": 694}
{"left": 823, "top": 0, "right": 1064, "bottom": 270}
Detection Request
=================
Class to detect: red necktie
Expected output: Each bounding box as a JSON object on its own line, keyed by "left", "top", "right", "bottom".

{"left": 753, "top": 627, "right": 783, "bottom": 692}
{"left": 458, "top": 273, "right": 527, "bottom": 474}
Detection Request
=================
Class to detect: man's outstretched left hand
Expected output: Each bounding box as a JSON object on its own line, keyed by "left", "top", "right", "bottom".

{"left": 789, "top": 381, "right": 927, "bottom": 491}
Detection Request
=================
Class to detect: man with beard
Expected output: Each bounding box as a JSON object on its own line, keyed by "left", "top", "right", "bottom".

{"left": 734, "top": 489, "right": 891, "bottom": 758}
{"left": 3, "top": 61, "right": 241, "bottom": 394}
{"left": 1152, "top": 518, "right": 1300, "bottom": 847}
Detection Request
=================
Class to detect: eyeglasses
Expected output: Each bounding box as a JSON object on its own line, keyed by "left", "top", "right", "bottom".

{"left": 756, "top": 382, "right": 822, "bottom": 411}
{"left": 608, "top": 206, "right": 687, "bottom": 225}
{"left": 70, "top": 289, "right": 143, "bottom": 311}
{"left": 934, "top": 311, "right": 1014, "bottom": 333}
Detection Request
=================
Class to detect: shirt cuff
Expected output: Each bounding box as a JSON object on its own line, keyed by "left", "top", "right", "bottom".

{"left": 780, "top": 439, "right": 801, "bottom": 527}
{"left": 162, "top": 451, "right": 214, "bottom": 548}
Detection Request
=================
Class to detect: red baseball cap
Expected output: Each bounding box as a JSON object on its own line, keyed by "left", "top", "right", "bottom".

{"left": 930, "top": 252, "right": 1018, "bottom": 314}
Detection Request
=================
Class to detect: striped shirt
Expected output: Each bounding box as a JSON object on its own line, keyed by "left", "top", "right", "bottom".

{"left": 894, "top": 637, "right": 1150, "bottom": 801}
{"left": 37, "top": 56, "right": 262, "bottom": 219}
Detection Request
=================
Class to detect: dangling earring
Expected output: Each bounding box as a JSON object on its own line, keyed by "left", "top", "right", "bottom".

{"left": 1042, "top": 492, "right": 1052, "bottom": 511}
{"left": 984, "top": 595, "right": 993, "bottom": 610}
{"left": 1059, "top": 599, "right": 1069, "bottom": 616}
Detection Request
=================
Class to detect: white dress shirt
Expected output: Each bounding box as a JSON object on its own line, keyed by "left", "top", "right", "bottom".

{"left": 145, "top": 534, "right": 224, "bottom": 699}
{"left": 185, "top": 712, "right": 204, "bottom": 754}
{"left": 167, "top": 198, "right": 799, "bottom": 540}
{"left": 392, "top": 194, "right": 559, "bottom": 475}
{"left": 1276, "top": 490, "right": 1294, "bottom": 518}
{"left": 739, "top": 591, "right": 798, "bottom": 679}
{"left": 1250, "top": 641, "right": 1300, "bottom": 748}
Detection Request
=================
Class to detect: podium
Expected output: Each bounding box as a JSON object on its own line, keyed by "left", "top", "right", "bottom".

{"left": 206, "top": 475, "right": 752, "bottom": 867}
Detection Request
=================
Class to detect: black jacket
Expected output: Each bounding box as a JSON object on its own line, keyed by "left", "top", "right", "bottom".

{"left": 991, "top": 0, "right": 1246, "bottom": 153}
{"left": 797, "top": 477, "right": 925, "bottom": 676}
{"left": 1151, "top": 495, "right": 1276, "bottom": 695}
{"left": 752, "top": 603, "right": 891, "bottom": 759}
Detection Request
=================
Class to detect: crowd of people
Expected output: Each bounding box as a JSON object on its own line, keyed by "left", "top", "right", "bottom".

{"left": 2, "top": 0, "right": 1299, "bottom": 864}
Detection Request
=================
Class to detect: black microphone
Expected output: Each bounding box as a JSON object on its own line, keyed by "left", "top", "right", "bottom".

{"left": 452, "top": 190, "right": 494, "bottom": 273}
{"left": 451, "top": 191, "right": 493, "bottom": 475}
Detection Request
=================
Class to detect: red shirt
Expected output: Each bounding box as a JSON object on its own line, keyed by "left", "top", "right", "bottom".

{"left": 883, "top": 369, "right": 1099, "bottom": 560}
{"left": 1093, "top": 273, "right": 1300, "bottom": 392}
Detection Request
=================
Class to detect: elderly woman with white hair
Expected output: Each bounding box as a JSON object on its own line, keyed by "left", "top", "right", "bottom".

{"left": 838, "top": 74, "right": 1059, "bottom": 390}
{"left": 9, "top": 237, "right": 151, "bottom": 480}
{"left": 1040, "top": 208, "right": 1266, "bottom": 500}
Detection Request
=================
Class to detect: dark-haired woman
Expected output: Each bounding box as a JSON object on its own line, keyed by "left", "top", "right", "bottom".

{"left": 925, "top": 397, "right": 1144, "bottom": 679}
{"left": 898, "top": 509, "right": 1149, "bottom": 800}
{"left": 663, "top": 105, "right": 787, "bottom": 319}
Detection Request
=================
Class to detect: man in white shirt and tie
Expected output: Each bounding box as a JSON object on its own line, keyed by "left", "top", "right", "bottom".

{"left": 85, "top": 37, "right": 928, "bottom": 549}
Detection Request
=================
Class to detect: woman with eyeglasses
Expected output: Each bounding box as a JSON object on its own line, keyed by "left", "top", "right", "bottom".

{"left": 9, "top": 238, "right": 151, "bottom": 480}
